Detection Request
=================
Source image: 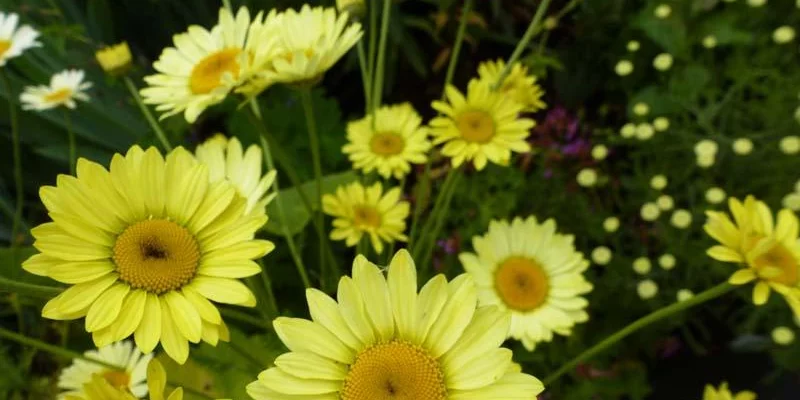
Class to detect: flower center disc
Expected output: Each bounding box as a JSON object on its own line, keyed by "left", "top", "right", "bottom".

{"left": 0, "top": 40, "right": 11, "bottom": 59}
{"left": 190, "top": 48, "right": 242, "bottom": 94}
{"left": 43, "top": 88, "right": 73, "bottom": 104}
{"left": 370, "top": 132, "right": 405, "bottom": 156}
{"left": 495, "top": 256, "right": 550, "bottom": 311}
{"left": 754, "top": 243, "right": 799, "bottom": 286}
{"left": 113, "top": 219, "right": 201, "bottom": 294}
{"left": 341, "top": 340, "right": 447, "bottom": 400}
{"left": 456, "top": 110, "right": 495, "bottom": 143}
{"left": 353, "top": 206, "right": 381, "bottom": 229}
{"left": 101, "top": 370, "right": 131, "bottom": 389}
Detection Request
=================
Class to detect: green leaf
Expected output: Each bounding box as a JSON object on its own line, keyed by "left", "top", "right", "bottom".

{"left": 264, "top": 171, "right": 358, "bottom": 236}
{"left": 633, "top": 8, "right": 688, "bottom": 55}
{"left": 668, "top": 64, "right": 711, "bottom": 103}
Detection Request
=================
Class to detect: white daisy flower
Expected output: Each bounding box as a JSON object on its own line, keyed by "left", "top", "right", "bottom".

{"left": 57, "top": 341, "right": 152, "bottom": 399}
{"left": 20, "top": 69, "right": 91, "bottom": 111}
{"left": 0, "top": 12, "right": 41, "bottom": 67}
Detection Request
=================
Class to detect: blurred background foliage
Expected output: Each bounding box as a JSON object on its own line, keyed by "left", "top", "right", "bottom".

{"left": 0, "top": 0, "right": 799, "bottom": 399}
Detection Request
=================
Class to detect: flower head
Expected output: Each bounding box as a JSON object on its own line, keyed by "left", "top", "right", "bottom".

{"left": 342, "top": 103, "right": 431, "bottom": 179}
{"left": 592, "top": 246, "right": 612, "bottom": 265}
{"left": 477, "top": 59, "right": 546, "bottom": 112}
{"left": 430, "top": 80, "right": 534, "bottom": 170}
{"left": 615, "top": 60, "right": 634, "bottom": 76}
{"left": 247, "top": 250, "right": 545, "bottom": 399}
{"left": 704, "top": 196, "right": 800, "bottom": 316}
{"left": 702, "top": 382, "right": 756, "bottom": 400}
{"left": 20, "top": 70, "right": 91, "bottom": 111}
{"left": 24, "top": 146, "right": 274, "bottom": 363}
{"left": 576, "top": 168, "right": 598, "bottom": 187}
{"left": 653, "top": 53, "right": 673, "bottom": 71}
{"left": 64, "top": 359, "right": 184, "bottom": 400}
{"left": 460, "top": 216, "right": 592, "bottom": 350}
{"left": 322, "top": 181, "right": 409, "bottom": 254}
{"left": 58, "top": 341, "right": 152, "bottom": 399}
{"left": 637, "top": 279, "right": 658, "bottom": 299}
{"left": 96, "top": 42, "right": 132, "bottom": 76}
{"left": 732, "top": 138, "right": 754, "bottom": 155}
{"left": 773, "top": 26, "right": 796, "bottom": 44}
{"left": 0, "top": 12, "right": 41, "bottom": 67}
{"left": 772, "top": 326, "right": 795, "bottom": 345}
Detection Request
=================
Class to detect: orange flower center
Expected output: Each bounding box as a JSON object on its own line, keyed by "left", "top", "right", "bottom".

{"left": 494, "top": 256, "right": 550, "bottom": 311}
{"left": 0, "top": 40, "right": 11, "bottom": 59}
{"left": 101, "top": 370, "right": 131, "bottom": 389}
{"left": 353, "top": 206, "right": 381, "bottom": 229}
{"left": 754, "top": 242, "right": 799, "bottom": 286}
{"left": 43, "top": 88, "right": 73, "bottom": 104}
{"left": 370, "top": 132, "right": 405, "bottom": 156}
{"left": 189, "top": 48, "right": 242, "bottom": 94}
{"left": 456, "top": 110, "right": 495, "bottom": 143}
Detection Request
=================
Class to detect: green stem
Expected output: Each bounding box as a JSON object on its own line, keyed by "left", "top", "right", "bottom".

{"left": 443, "top": 0, "right": 474, "bottom": 93}
{"left": 64, "top": 110, "right": 75, "bottom": 175}
{"left": 219, "top": 307, "right": 271, "bottom": 331}
{"left": 356, "top": 40, "right": 372, "bottom": 113}
{"left": 299, "top": 89, "right": 327, "bottom": 280}
{"left": 542, "top": 282, "right": 735, "bottom": 385}
{"left": 408, "top": 158, "right": 432, "bottom": 247}
{"left": 124, "top": 76, "right": 172, "bottom": 152}
{"left": 0, "top": 326, "right": 124, "bottom": 370}
{"left": 0, "top": 276, "right": 62, "bottom": 297}
{"left": 1, "top": 72, "right": 23, "bottom": 247}
{"left": 367, "top": 0, "right": 378, "bottom": 111}
{"left": 492, "top": 0, "right": 552, "bottom": 89}
{"left": 226, "top": 336, "right": 266, "bottom": 370}
{"left": 250, "top": 100, "right": 311, "bottom": 289}
{"left": 371, "top": 0, "right": 392, "bottom": 111}
{"left": 417, "top": 168, "right": 461, "bottom": 271}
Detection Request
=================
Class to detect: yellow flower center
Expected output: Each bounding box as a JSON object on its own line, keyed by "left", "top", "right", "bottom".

{"left": 0, "top": 40, "right": 11, "bottom": 59}
{"left": 113, "top": 219, "right": 201, "bottom": 294}
{"left": 101, "top": 370, "right": 131, "bottom": 389}
{"left": 43, "top": 88, "right": 74, "bottom": 104}
{"left": 341, "top": 340, "right": 447, "bottom": 400}
{"left": 189, "top": 48, "right": 242, "bottom": 94}
{"left": 754, "top": 243, "right": 799, "bottom": 286}
{"left": 494, "top": 256, "right": 550, "bottom": 311}
{"left": 370, "top": 132, "right": 405, "bottom": 156}
{"left": 353, "top": 206, "right": 381, "bottom": 229}
{"left": 456, "top": 110, "right": 495, "bottom": 143}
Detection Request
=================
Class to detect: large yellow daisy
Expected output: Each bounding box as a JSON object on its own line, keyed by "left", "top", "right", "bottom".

{"left": 704, "top": 196, "right": 800, "bottom": 315}
{"left": 430, "top": 79, "right": 535, "bottom": 170}
{"left": 194, "top": 134, "right": 277, "bottom": 216}
{"left": 459, "top": 216, "right": 593, "bottom": 351}
{"left": 322, "top": 181, "right": 409, "bottom": 254}
{"left": 64, "top": 359, "right": 183, "bottom": 400}
{"left": 477, "top": 59, "right": 546, "bottom": 112}
{"left": 342, "top": 103, "right": 431, "bottom": 179}
{"left": 23, "top": 146, "right": 274, "bottom": 364}
{"left": 702, "top": 382, "right": 756, "bottom": 400}
{"left": 140, "top": 7, "right": 276, "bottom": 123}
{"left": 58, "top": 341, "right": 152, "bottom": 399}
{"left": 246, "top": 250, "right": 545, "bottom": 399}
{"left": 0, "top": 12, "right": 41, "bottom": 67}
{"left": 246, "top": 5, "right": 363, "bottom": 88}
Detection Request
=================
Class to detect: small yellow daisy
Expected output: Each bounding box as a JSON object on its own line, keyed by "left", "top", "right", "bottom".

{"left": 342, "top": 103, "right": 431, "bottom": 179}
{"left": 64, "top": 359, "right": 184, "bottom": 400}
{"left": 140, "top": 7, "right": 276, "bottom": 122}
{"left": 704, "top": 196, "right": 800, "bottom": 316}
{"left": 702, "top": 382, "right": 756, "bottom": 400}
{"left": 58, "top": 341, "right": 152, "bottom": 399}
{"left": 246, "top": 250, "right": 545, "bottom": 399}
{"left": 95, "top": 42, "right": 132, "bottom": 76}
{"left": 459, "top": 216, "right": 593, "bottom": 350}
{"left": 20, "top": 70, "right": 92, "bottom": 111}
{"left": 194, "top": 135, "right": 277, "bottom": 216}
{"left": 476, "top": 59, "right": 546, "bottom": 112}
{"left": 0, "top": 12, "right": 40, "bottom": 67}
{"left": 23, "top": 146, "right": 274, "bottom": 363}
{"left": 246, "top": 5, "right": 363, "bottom": 89}
{"left": 322, "top": 182, "right": 409, "bottom": 254}
{"left": 430, "top": 80, "right": 535, "bottom": 170}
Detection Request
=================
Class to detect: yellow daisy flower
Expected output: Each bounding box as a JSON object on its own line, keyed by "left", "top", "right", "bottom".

{"left": 477, "top": 59, "right": 546, "bottom": 112}
{"left": 704, "top": 196, "right": 800, "bottom": 315}
{"left": 194, "top": 135, "right": 277, "bottom": 216}
{"left": 702, "top": 382, "right": 757, "bottom": 400}
{"left": 64, "top": 359, "right": 184, "bottom": 400}
{"left": 341, "top": 103, "right": 431, "bottom": 179}
{"left": 430, "top": 79, "right": 535, "bottom": 170}
{"left": 96, "top": 42, "right": 133, "bottom": 76}
{"left": 246, "top": 250, "right": 545, "bottom": 399}
{"left": 459, "top": 216, "right": 593, "bottom": 350}
{"left": 140, "top": 7, "right": 276, "bottom": 123}
{"left": 23, "top": 146, "right": 274, "bottom": 364}
{"left": 322, "top": 181, "right": 409, "bottom": 254}
{"left": 58, "top": 341, "right": 152, "bottom": 399}
{"left": 246, "top": 5, "right": 363, "bottom": 89}
{"left": 20, "top": 69, "right": 92, "bottom": 111}
{"left": 0, "top": 12, "right": 41, "bottom": 67}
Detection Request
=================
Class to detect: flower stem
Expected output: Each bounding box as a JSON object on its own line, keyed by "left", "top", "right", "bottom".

{"left": 367, "top": 0, "right": 378, "bottom": 110}
{"left": 542, "top": 282, "right": 735, "bottom": 385}
{"left": 0, "top": 276, "right": 62, "bottom": 298}
{"left": 251, "top": 101, "right": 311, "bottom": 289}
{"left": 443, "top": 0, "right": 474, "bottom": 93}
{"left": 371, "top": 0, "right": 392, "bottom": 111}
{"left": 0, "top": 326, "right": 124, "bottom": 370}
{"left": 219, "top": 307, "right": 271, "bottom": 331}
{"left": 356, "top": 40, "right": 372, "bottom": 114}
{"left": 1, "top": 72, "right": 23, "bottom": 247}
{"left": 299, "top": 89, "right": 329, "bottom": 282}
{"left": 492, "top": 0, "right": 552, "bottom": 89}
{"left": 63, "top": 110, "right": 75, "bottom": 175}
{"left": 415, "top": 167, "right": 461, "bottom": 271}
{"left": 123, "top": 76, "right": 172, "bottom": 152}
